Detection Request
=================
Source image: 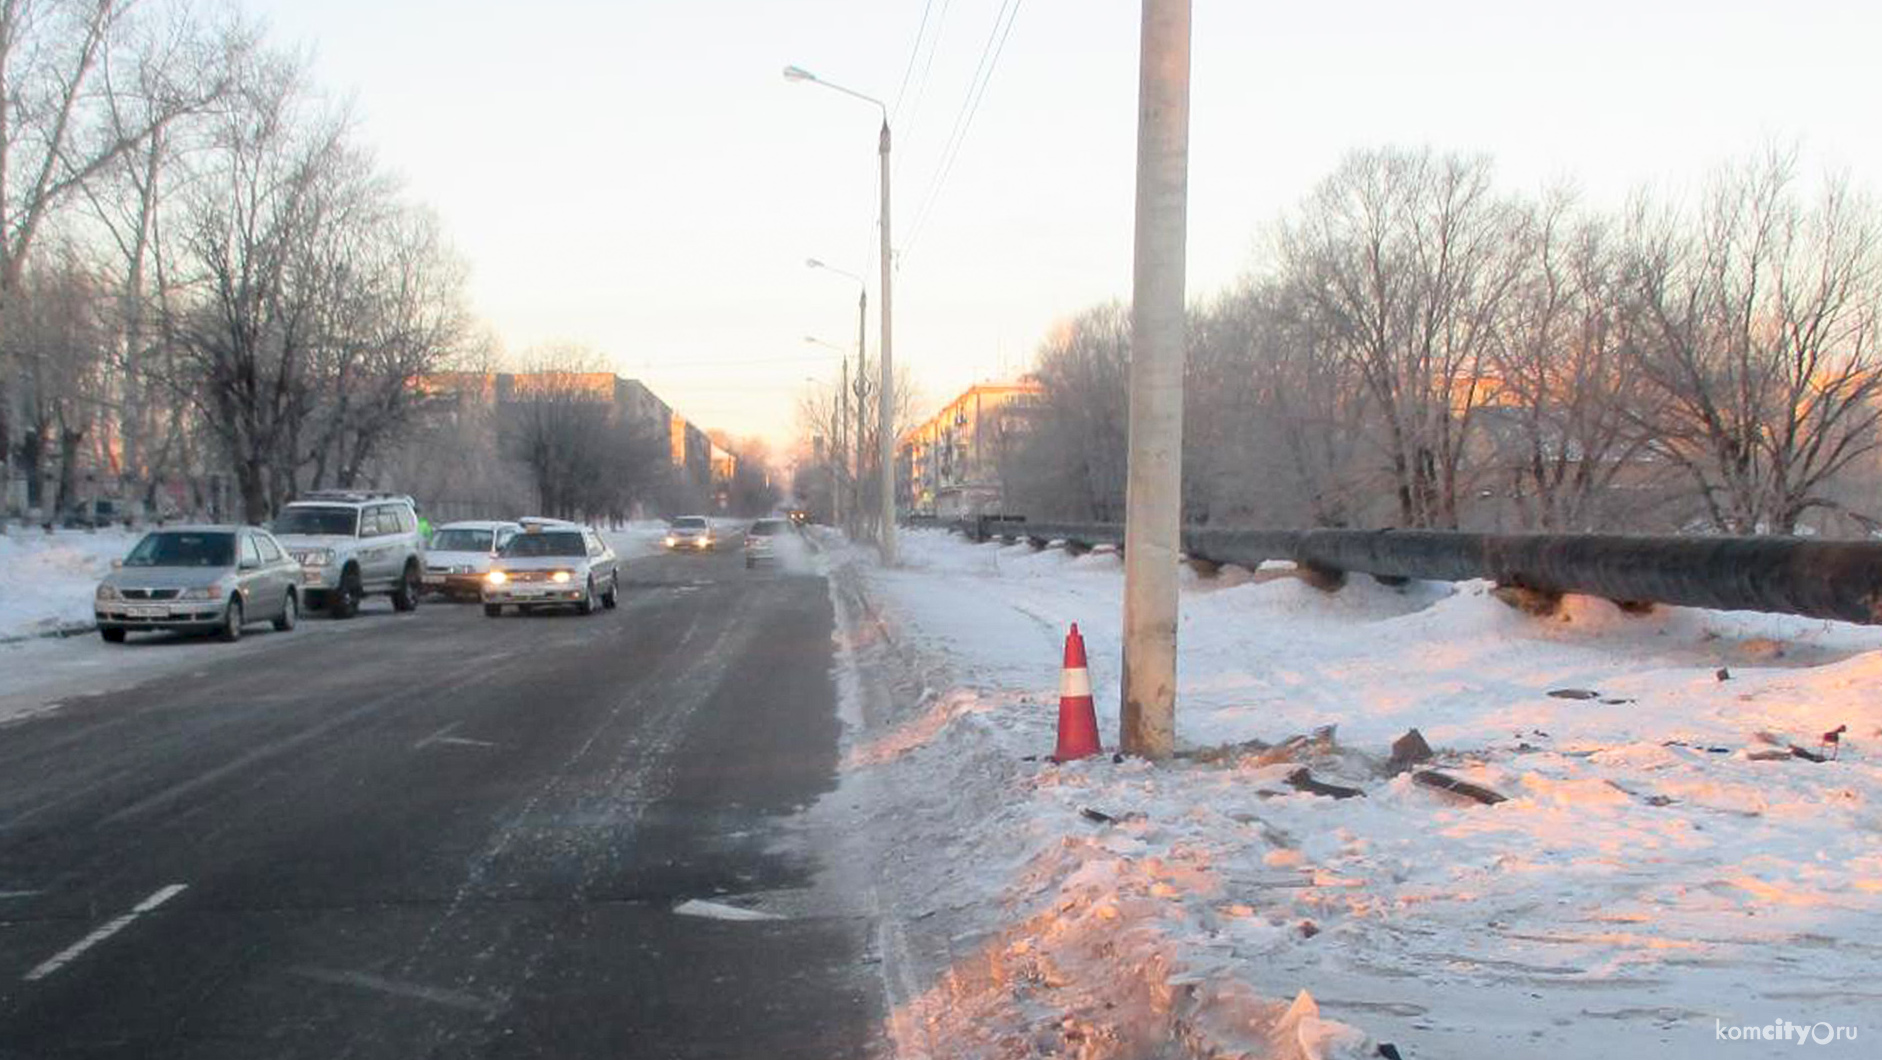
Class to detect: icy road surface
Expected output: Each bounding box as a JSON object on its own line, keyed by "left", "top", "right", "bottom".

{"left": 0, "top": 537, "right": 883, "bottom": 1059}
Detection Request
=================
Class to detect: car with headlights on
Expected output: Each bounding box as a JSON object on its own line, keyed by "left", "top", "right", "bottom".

{"left": 95, "top": 526, "right": 303, "bottom": 643}
{"left": 482, "top": 523, "right": 619, "bottom": 616}
{"left": 424, "top": 520, "right": 521, "bottom": 599}
{"left": 663, "top": 515, "right": 715, "bottom": 552}
{"left": 744, "top": 517, "right": 788, "bottom": 569}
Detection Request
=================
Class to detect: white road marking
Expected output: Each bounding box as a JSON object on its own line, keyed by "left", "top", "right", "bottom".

{"left": 673, "top": 898, "right": 783, "bottom": 922}
{"left": 290, "top": 967, "right": 500, "bottom": 1014}
{"left": 413, "top": 722, "right": 497, "bottom": 750}
{"left": 24, "top": 883, "right": 187, "bottom": 981}
{"left": 412, "top": 721, "right": 461, "bottom": 749}
{"left": 0, "top": 890, "right": 43, "bottom": 900}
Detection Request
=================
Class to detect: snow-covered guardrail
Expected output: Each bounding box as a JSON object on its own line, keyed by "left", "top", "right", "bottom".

{"left": 957, "top": 517, "right": 1882, "bottom": 626}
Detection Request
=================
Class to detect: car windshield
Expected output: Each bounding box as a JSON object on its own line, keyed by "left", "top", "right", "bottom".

{"left": 123, "top": 531, "right": 235, "bottom": 568}
{"left": 502, "top": 531, "right": 585, "bottom": 557}
{"left": 431, "top": 528, "right": 495, "bottom": 552}
{"left": 672, "top": 517, "right": 707, "bottom": 530}
{"left": 750, "top": 520, "right": 783, "bottom": 536}
{"left": 274, "top": 506, "right": 358, "bottom": 535}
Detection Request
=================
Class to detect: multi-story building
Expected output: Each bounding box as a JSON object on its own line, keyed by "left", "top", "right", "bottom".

{"left": 899, "top": 379, "right": 1041, "bottom": 518}
{"left": 419, "top": 370, "right": 716, "bottom": 512}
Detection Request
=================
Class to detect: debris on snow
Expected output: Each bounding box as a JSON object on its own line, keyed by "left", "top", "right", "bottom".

{"left": 1411, "top": 769, "right": 1509, "bottom": 806}
{"left": 1286, "top": 767, "right": 1366, "bottom": 800}
{"left": 1385, "top": 728, "right": 1433, "bottom": 773}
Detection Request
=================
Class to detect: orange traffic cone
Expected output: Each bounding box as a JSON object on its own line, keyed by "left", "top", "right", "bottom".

{"left": 1054, "top": 624, "right": 1101, "bottom": 761}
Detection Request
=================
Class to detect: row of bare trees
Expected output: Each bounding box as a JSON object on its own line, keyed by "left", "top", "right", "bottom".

{"left": 0, "top": 0, "right": 475, "bottom": 525}
{"left": 1003, "top": 147, "right": 1882, "bottom": 536}
{"left": 795, "top": 353, "right": 918, "bottom": 531}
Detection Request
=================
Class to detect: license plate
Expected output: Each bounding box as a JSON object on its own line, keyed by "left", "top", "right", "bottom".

{"left": 127, "top": 605, "right": 169, "bottom": 618}
{"left": 423, "top": 574, "right": 446, "bottom": 584}
{"left": 513, "top": 587, "right": 548, "bottom": 598}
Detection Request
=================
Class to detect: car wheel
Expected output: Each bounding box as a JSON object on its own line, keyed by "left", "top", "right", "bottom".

{"left": 219, "top": 597, "right": 244, "bottom": 642}
{"left": 483, "top": 603, "right": 502, "bottom": 618}
{"left": 331, "top": 566, "right": 361, "bottom": 619}
{"left": 100, "top": 627, "right": 127, "bottom": 644}
{"left": 601, "top": 577, "right": 618, "bottom": 609}
{"left": 274, "top": 591, "right": 298, "bottom": 631}
{"left": 577, "top": 577, "right": 596, "bottom": 615}
{"left": 391, "top": 561, "right": 420, "bottom": 612}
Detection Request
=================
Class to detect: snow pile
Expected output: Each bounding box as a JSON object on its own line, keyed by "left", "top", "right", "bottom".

{"left": 829, "top": 528, "right": 1881, "bottom": 1059}
{"left": 0, "top": 527, "right": 139, "bottom": 640}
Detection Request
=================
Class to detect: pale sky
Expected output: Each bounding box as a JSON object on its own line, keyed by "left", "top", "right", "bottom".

{"left": 261, "top": 0, "right": 1882, "bottom": 448}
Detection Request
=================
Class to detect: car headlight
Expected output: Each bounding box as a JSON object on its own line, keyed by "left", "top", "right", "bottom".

{"left": 96, "top": 583, "right": 122, "bottom": 601}
{"left": 486, "top": 569, "right": 508, "bottom": 585}
{"left": 665, "top": 535, "right": 677, "bottom": 546}
{"left": 551, "top": 570, "right": 572, "bottom": 584}
{"left": 178, "top": 585, "right": 219, "bottom": 600}
{"left": 299, "top": 549, "right": 333, "bottom": 567}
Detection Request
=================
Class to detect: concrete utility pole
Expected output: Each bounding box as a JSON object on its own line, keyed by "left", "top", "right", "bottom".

{"left": 855, "top": 286, "right": 869, "bottom": 539}
{"left": 837, "top": 357, "right": 847, "bottom": 528}
{"left": 1119, "top": 0, "right": 1191, "bottom": 760}
{"left": 876, "top": 118, "right": 897, "bottom": 565}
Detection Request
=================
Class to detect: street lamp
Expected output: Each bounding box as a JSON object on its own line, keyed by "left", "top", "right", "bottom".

{"left": 806, "top": 258, "right": 869, "bottom": 538}
{"left": 785, "top": 63, "right": 896, "bottom": 565}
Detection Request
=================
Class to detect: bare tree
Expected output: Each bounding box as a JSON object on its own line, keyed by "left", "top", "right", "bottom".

{"left": 1626, "top": 151, "right": 1882, "bottom": 533}
{"left": 1484, "top": 192, "right": 1659, "bottom": 530}
{"left": 1277, "top": 148, "right": 1523, "bottom": 528}
{"left": 0, "top": 0, "right": 232, "bottom": 511}
{"left": 3, "top": 247, "right": 107, "bottom": 514}
{"left": 500, "top": 343, "right": 667, "bottom": 522}
{"left": 1003, "top": 302, "right": 1132, "bottom": 521}
{"left": 76, "top": 0, "right": 245, "bottom": 509}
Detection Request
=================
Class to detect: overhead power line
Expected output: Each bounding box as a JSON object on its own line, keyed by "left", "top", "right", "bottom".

{"left": 903, "top": 0, "right": 1024, "bottom": 259}
{"left": 891, "top": 0, "right": 938, "bottom": 122}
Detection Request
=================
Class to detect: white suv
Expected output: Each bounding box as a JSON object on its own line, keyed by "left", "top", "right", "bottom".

{"left": 272, "top": 491, "right": 427, "bottom": 618}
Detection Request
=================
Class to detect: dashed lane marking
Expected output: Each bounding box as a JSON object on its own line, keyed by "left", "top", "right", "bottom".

{"left": 672, "top": 899, "right": 784, "bottom": 922}
{"left": 23, "top": 883, "right": 187, "bottom": 982}
{"left": 289, "top": 966, "right": 501, "bottom": 1015}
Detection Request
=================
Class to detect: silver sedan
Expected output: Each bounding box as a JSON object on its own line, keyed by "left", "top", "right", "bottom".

{"left": 94, "top": 526, "right": 304, "bottom": 643}
{"left": 482, "top": 525, "right": 619, "bottom": 616}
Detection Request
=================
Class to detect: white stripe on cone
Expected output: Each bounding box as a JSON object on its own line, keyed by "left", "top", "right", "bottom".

{"left": 1060, "top": 666, "right": 1092, "bottom": 699}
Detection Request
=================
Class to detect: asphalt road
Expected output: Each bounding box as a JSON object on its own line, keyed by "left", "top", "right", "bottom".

{"left": 0, "top": 543, "right": 882, "bottom": 1059}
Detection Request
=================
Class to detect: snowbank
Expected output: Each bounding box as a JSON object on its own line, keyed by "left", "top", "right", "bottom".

{"left": 0, "top": 527, "right": 138, "bottom": 641}
{"left": 827, "top": 528, "right": 1880, "bottom": 1059}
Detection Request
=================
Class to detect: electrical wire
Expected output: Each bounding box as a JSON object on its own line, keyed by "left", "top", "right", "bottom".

{"left": 903, "top": 0, "right": 1023, "bottom": 260}
{"left": 890, "top": 0, "right": 938, "bottom": 123}
{"left": 891, "top": 0, "right": 952, "bottom": 180}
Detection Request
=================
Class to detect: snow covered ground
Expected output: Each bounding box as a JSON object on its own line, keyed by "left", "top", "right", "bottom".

{"left": 0, "top": 526, "right": 139, "bottom": 642}
{"left": 820, "top": 528, "right": 1880, "bottom": 1059}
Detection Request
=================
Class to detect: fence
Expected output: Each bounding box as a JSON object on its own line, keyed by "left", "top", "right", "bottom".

{"left": 955, "top": 517, "right": 1882, "bottom": 626}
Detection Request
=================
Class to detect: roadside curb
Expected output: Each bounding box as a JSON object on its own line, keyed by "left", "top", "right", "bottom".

{"left": 0, "top": 622, "right": 97, "bottom": 647}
